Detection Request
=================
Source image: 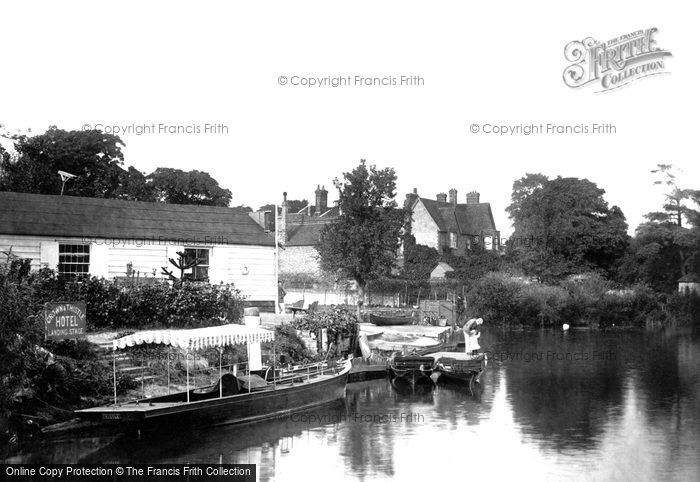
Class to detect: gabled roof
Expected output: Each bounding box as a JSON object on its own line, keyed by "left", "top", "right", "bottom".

{"left": 286, "top": 222, "right": 329, "bottom": 247}
{"left": 434, "top": 262, "right": 454, "bottom": 272}
{"left": 0, "top": 191, "right": 274, "bottom": 246}
{"left": 407, "top": 195, "right": 498, "bottom": 235}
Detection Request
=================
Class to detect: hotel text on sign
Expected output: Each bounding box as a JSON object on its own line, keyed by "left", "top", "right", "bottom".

{"left": 44, "top": 302, "right": 87, "bottom": 340}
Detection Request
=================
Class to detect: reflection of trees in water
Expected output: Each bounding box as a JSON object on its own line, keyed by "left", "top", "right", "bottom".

{"left": 634, "top": 330, "right": 700, "bottom": 470}
{"left": 341, "top": 380, "right": 397, "bottom": 479}
{"left": 498, "top": 330, "right": 627, "bottom": 450}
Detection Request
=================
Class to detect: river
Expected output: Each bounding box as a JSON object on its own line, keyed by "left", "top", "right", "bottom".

{"left": 5, "top": 328, "right": 700, "bottom": 481}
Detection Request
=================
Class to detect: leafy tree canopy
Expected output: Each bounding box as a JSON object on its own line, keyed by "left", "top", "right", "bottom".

{"left": 0, "top": 126, "right": 125, "bottom": 197}
{"left": 622, "top": 164, "right": 700, "bottom": 291}
{"left": 316, "top": 160, "right": 405, "bottom": 310}
{"left": 147, "top": 168, "right": 233, "bottom": 207}
{"left": 0, "top": 126, "right": 236, "bottom": 208}
{"left": 506, "top": 173, "right": 629, "bottom": 282}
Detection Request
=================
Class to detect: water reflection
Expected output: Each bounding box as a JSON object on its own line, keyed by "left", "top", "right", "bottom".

{"left": 6, "top": 329, "right": 700, "bottom": 481}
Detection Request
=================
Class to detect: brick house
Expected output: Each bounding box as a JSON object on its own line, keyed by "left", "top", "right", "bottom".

{"left": 404, "top": 188, "right": 500, "bottom": 254}
{"left": 251, "top": 186, "right": 338, "bottom": 276}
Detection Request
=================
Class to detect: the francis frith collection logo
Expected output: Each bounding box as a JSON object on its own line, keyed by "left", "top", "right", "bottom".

{"left": 563, "top": 28, "right": 672, "bottom": 92}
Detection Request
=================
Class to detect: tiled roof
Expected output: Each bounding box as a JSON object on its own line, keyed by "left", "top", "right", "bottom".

{"left": 435, "top": 262, "right": 454, "bottom": 272}
{"left": 0, "top": 191, "right": 274, "bottom": 246}
{"left": 286, "top": 222, "right": 329, "bottom": 247}
{"left": 408, "top": 196, "right": 497, "bottom": 235}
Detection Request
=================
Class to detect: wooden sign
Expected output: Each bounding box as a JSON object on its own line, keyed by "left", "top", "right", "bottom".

{"left": 44, "top": 302, "right": 87, "bottom": 340}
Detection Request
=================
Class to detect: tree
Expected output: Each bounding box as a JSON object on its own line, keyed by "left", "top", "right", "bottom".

{"left": 401, "top": 234, "right": 440, "bottom": 280}
{"left": 148, "top": 168, "right": 232, "bottom": 206}
{"left": 316, "top": 160, "right": 405, "bottom": 316}
{"left": 443, "top": 244, "right": 503, "bottom": 281}
{"left": 623, "top": 164, "right": 700, "bottom": 291}
{"left": 507, "top": 174, "right": 629, "bottom": 282}
{"left": 505, "top": 172, "right": 549, "bottom": 223}
{"left": 113, "top": 166, "right": 155, "bottom": 202}
{"left": 0, "top": 127, "right": 125, "bottom": 197}
{"left": 233, "top": 205, "right": 253, "bottom": 213}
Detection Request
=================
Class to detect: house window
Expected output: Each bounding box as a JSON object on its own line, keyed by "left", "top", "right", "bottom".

{"left": 183, "top": 248, "right": 210, "bottom": 281}
{"left": 484, "top": 236, "right": 493, "bottom": 250}
{"left": 449, "top": 232, "right": 457, "bottom": 249}
{"left": 58, "top": 244, "right": 90, "bottom": 278}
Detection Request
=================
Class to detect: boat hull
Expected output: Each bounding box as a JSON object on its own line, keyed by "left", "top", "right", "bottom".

{"left": 389, "top": 355, "right": 434, "bottom": 385}
{"left": 432, "top": 355, "right": 487, "bottom": 385}
{"left": 369, "top": 313, "right": 415, "bottom": 326}
{"left": 77, "top": 362, "right": 350, "bottom": 433}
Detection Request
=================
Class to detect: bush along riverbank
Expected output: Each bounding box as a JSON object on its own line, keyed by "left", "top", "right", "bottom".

{"left": 464, "top": 272, "right": 700, "bottom": 329}
{"left": 0, "top": 258, "right": 247, "bottom": 450}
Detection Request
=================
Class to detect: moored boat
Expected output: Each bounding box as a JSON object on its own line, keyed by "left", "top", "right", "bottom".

{"left": 389, "top": 354, "right": 434, "bottom": 385}
{"left": 430, "top": 352, "right": 487, "bottom": 386}
{"left": 75, "top": 324, "right": 351, "bottom": 434}
{"left": 369, "top": 313, "right": 416, "bottom": 326}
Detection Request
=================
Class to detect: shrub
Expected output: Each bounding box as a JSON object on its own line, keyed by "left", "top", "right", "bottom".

{"left": 465, "top": 272, "right": 665, "bottom": 328}
{"left": 665, "top": 292, "right": 700, "bottom": 326}
{"left": 264, "top": 324, "right": 316, "bottom": 365}
{"left": 30, "top": 272, "right": 246, "bottom": 330}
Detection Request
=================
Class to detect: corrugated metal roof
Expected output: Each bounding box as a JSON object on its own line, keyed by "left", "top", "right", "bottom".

{"left": 0, "top": 191, "right": 274, "bottom": 246}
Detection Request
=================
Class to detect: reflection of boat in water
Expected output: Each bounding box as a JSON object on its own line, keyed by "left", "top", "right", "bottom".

{"left": 369, "top": 313, "right": 415, "bottom": 326}
{"left": 77, "top": 399, "right": 347, "bottom": 464}
{"left": 390, "top": 375, "right": 434, "bottom": 396}
{"left": 75, "top": 324, "right": 352, "bottom": 436}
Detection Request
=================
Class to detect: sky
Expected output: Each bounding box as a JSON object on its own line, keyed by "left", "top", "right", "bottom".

{"left": 1, "top": 1, "right": 698, "bottom": 237}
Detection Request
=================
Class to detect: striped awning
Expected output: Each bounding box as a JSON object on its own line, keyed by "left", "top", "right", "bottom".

{"left": 112, "top": 323, "right": 275, "bottom": 351}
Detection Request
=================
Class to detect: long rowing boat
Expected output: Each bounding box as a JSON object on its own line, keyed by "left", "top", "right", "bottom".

{"left": 369, "top": 313, "right": 416, "bottom": 326}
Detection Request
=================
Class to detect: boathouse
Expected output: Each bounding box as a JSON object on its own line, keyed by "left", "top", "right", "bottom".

{"left": 0, "top": 191, "right": 277, "bottom": 307}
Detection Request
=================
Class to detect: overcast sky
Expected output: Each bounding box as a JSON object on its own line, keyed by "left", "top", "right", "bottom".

{"left": 1, "top": 1, "right": 697, "bottom": 236}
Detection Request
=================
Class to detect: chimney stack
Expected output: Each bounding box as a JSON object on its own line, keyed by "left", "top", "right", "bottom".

{"left": 466, "top": 191, "right": 480, "bottom": 204}
{"left": 413, "top": 188, "right": 418, "bottom": 194}
{"left": 436, "top": 192, "right": 447, "bottom": 203}
{"left": 315, "top": 184, "right": 328, "bottom": 215}
{"left": 448, "top": 188, "right": 458, "bottom": 206}
{"left": 279, "top": 192, "right": 288, "bottom": 243}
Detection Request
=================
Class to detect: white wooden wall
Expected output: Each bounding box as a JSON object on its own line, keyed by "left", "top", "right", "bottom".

{"left": 0, "top": 235, "right": 276, "bottom": 301}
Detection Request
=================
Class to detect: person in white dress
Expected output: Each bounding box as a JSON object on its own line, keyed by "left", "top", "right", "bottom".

{"left": 464, "top": 318, "right": 483, "bottom": 355}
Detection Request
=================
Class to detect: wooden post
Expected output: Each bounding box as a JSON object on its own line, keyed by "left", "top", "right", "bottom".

{"left": 186, "top": 348, "right": 190, "bottom": 404}
{"left": 113, "top": 351, "right": 117, "bottom": 405}
{"left": 247, "top": 342, "right": 251, "bottom": 393}
{"left": 272, "top": 339, "right": 277, "bottom": 389}
{"left": 167, "top": 347, "right": 171, "bottom": 395}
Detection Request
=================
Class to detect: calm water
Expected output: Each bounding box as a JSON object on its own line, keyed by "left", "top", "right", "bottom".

{"left": 7, "top": 328, "right": 700, "bottom": 481}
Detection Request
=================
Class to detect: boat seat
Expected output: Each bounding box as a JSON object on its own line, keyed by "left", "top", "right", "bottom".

{"left": 192, "top": 373, "right": 241, "bottom": 398}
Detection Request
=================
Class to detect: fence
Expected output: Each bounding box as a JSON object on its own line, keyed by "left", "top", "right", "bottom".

{"left": 419, "top": 300, "right": 457, "bottom": 325}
